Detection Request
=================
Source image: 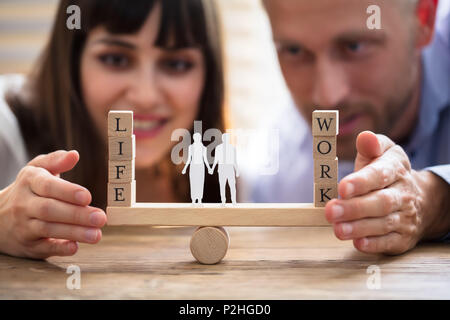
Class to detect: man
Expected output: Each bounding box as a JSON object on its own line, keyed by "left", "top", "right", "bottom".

{"left": 210, "top": 133, "right": 239, "bottom": 204}
{"left": 250, "top": 0, "right": 450, "bottom": 254}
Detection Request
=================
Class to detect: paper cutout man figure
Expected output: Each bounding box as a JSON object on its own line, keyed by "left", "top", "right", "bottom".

{"left": 209, "top": 133, "right": 239, "bottom": 204}
{"left": 182, "top": 133, "right": 211, "bottom": 204}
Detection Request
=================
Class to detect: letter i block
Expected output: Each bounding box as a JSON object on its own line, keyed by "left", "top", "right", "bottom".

{"left": 109, "top": 135, "right": 135, "bottom": 160}
{"left": 312, "top": 110, "right": 339, "bottom": 136}
{"left": 314, "top": 157, "right": 338, "bottom": 183}
{"left": 108, "top": 180, "right": 136, "bottom": 207}
{"left": 108, "top": 110, "right": 133, "bottom": 137}
{"left": 314, "top": 183, "right": 338, "bottom": 207}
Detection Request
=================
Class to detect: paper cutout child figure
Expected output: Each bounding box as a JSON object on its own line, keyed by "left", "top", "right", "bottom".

{"left": 209, "top": 133, "right": 239, "bottom": 205}
{"left": 182, "top": 133, "right": 211, "bottom": 204}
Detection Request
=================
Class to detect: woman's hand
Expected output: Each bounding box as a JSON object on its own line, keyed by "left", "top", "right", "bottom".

{"left": 0, "top": 150, "right": 107, "bottom": 259}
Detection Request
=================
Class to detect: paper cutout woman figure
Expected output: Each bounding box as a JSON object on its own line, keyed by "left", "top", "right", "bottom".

{"left": 182, "top": 133, "right": 211, "bottom": 204}
{"left": 209, "top": 133, "right": 239, "bottom": 205}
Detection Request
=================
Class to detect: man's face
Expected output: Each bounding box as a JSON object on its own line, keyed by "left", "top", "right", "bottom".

{"left": 264, "top": 0, "right": 421, "bottom": 159}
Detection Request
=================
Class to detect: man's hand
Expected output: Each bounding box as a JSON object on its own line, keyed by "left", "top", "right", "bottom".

{"left": 325, "top": 131, "right": 450, "bottom": 255}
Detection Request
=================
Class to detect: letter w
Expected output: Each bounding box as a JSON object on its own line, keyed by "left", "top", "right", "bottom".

{"left": 316, "top": 117, "right": 333, "bottom": 131}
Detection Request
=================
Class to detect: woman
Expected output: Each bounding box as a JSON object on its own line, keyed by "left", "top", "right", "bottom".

{"left": 0, "top": 0, "right": 224, "bottom": 259}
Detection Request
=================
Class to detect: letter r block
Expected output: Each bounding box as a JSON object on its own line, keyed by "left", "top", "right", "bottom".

{"left": 312, "top": 110, "right": 339, "bottom": 136}
{"left": 314, "top": 157, "right": 338, "bottom": 183}
{"left": 109, "top": 135, "right": 135, "bottom": 160}
{"left": 314, "top": 183, "right": 338, "bottom": 207}
{"left": 108, "top": 160, "right": 135, "bottom": 183}
{"left": 108, "top": 110, "right": 133, "bottom": 137}
{"left": 107, "top": 180, "right": 136, "bottom": 207}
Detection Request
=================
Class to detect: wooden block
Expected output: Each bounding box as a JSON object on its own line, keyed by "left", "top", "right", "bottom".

{"left": 106, "top": 203, "right": 329, "bottom": 226}
{"left": 108, "top": 160, "right": 135, "bottom": 183}
{"left": 312, "top": 110, "right": 339, "bottom": 136}
{"left": 313, "top": 136, "right": 336, "bottom": 159}
{"left": 314, "top": 183, "right": 338, "bottom": 207}
{"left": 107, "top": 180, "right": 136, "bottom": 207}
{"left": 108, "top": 135, "right": 135, "bottom": 160}
{"left": 108, "top": 111, "right": 133, "bottom": 137}
{"left": 190, "top": 227, "right": 229, "bottom": 264}
{"left": 314, "top": 157, "right": 338, "bottom": 183}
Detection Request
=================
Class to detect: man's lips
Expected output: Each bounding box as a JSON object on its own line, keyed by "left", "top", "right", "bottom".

{"left": 339, "top": 113, "right": 364, "bottom": 136}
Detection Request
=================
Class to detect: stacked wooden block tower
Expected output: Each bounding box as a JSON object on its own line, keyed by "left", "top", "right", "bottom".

{"left": 312, "top": 110, "right": 339, "bottom": 207}
{"left": 107, "top": 111, "right": 136, "bottom": 207}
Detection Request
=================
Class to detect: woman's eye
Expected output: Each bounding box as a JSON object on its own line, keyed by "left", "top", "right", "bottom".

{"left": 161, "top": 59, "right": 194, "bottom": 73}
{"left": 98, "top": 54, "right": 130, "bottom": 68}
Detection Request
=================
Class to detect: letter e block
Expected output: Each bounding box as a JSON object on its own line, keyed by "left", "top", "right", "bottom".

{"left": 108, "top": 111, "right": 133, "bottom": 137}
{"left": 313, "top": 136, "right": 336, "bottom": 159}
{"left": 314, "top": 183, "right": 338, "bottom": 207}
{"left": 109, "top": 135, "right": 135, "bottom": 160}
{"left": 107, "top": 180, "right": 136, "bottom": 207}
{"left": 109, "top": 160, "right": 135, "bottom": 183}
{"left": 312, "top": 110, "right": 339, "bottom": 136}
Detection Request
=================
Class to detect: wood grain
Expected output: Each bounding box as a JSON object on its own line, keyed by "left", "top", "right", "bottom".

{"left": 1, "top": 226, "right": 449, "bottom": 299}
{"left": 106, "top": 203, "right": 329, "bottom": 226}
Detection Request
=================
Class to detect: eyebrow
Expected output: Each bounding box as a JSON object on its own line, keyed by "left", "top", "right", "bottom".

{"left": 334, "top": 30, "right": 387, "bottom": 44}
{"left": 92, "top": 37, "right": 137, "bottom": 50}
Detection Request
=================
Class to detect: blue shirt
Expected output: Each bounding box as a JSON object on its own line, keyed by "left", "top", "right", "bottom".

{"left": 245, "top": 1, "right": 450, "bottom": 241}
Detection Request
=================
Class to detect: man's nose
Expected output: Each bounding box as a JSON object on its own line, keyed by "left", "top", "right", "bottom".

{"left": 126, "top": 66, "right": 161, "bottom": 109}
{"left": 312, "top": 59, "right": 350, "bottom": 107}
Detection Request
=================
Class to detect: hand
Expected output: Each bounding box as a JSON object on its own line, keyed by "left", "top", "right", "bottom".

{"left": 236, "top": 171, "right": 240, "bottom": 178}
{"left": 325, "top": 131, "right": 450, "bottom": 255}
{"left": 182, "top": 168, "right": 186, "bottom": 175}
{"left": 0, "top": 150, "right": 107, "bottom": 259}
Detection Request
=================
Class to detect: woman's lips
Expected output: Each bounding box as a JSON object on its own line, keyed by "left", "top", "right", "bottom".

{"left": 339, "top": 113, "right": 363, "bottom": 136}
{"left": 133, "top": 114, "right": 169, "bottom": 139}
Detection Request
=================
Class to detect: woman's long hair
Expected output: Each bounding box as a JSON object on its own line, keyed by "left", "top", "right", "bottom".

{"left": 6, "top": 0, "right": 225, "bottom": 208}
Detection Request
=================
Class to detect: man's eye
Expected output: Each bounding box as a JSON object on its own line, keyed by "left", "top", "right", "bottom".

{"left": 279, "top": 44, "right": 302, "bottom": 56}
{"left": 344, "top": 42, "right": 364, "bottom": 53}
{"left": 99, "top": 54, "right": 130, "bottom": 68}
{"left": 161, "top": 59, "right": 194, "bottom": 72}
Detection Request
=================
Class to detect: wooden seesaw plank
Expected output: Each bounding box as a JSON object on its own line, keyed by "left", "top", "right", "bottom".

{"left": 106, "top": 203, "right": 330, "bottom": 226}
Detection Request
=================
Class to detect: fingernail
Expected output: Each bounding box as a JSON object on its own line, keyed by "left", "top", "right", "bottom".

{"left": 75, "top": 190, "right": 88, "bottom": 204}
{"left": 345, "top": 183, "right": 354, "bottom": 197}
{"left": 85, "top": 229, "right": 98, "bottom": 242}
{"left": 90, "top": 211, "right": 105, "bottom": 226}
{"left": 360, "top": 238, "right": 368, "bottom": 248}
{"left": 341, "top": 223, "right": 353, "bottom": 235}
{"left": 331, "top": 204, "right": 344, "bottom": 220}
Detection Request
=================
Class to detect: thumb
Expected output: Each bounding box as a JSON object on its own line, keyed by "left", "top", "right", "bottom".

{"left": 354, "top": 131, "right": 394, "bottom": 171}
{"left": 28, "top": 150, "right": 80, "bottom": 176}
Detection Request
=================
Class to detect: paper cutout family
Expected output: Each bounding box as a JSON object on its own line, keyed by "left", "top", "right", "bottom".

{"left": 182, "top": 133, "right": 239, "bottom": 205}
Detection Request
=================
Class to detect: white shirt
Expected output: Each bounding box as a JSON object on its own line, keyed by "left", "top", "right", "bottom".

{"left": 0, "top": 74, "right": 29, "bottom": 189}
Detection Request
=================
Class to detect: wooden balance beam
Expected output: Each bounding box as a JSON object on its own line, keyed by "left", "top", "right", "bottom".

{"left": 106, "top": 203, "right": 330, "bottom": 227}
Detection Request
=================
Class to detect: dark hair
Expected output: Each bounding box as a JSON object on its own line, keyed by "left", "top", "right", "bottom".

{"left": 7, "top": 0, "right": 225, "bottom": 208}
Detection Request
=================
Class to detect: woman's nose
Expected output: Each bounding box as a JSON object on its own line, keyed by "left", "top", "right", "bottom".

{"left": 126, "top": 66, "right": 162, "bottom": 110}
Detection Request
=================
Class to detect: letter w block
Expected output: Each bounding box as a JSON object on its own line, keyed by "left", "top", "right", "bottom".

{"left": 312, "top": 110, "right": 339, "bottom": 136}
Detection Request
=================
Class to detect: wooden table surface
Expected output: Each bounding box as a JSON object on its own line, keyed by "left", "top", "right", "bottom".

{"left": 1, "top": 225, "right": 449, "bottom": 299}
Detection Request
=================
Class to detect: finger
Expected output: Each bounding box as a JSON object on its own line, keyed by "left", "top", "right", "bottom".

{"left": 354, "top": 131, "right": 395, "bottom": 171}
{"left": 353, "top": 232, "right": 410, "bottom": 255}
{"left": 29, "top": 219, "right": 102, "bottom": 244}
{"left": 333, "top": 212, "right": 402, "bottom": 240}
{"left": 325, "top": 188, "right": 403, "bottom": 223}
{"left": 29, "top": 167, "right": 92, "bottom": 206}
{"left": 31, "top": 197, "right": 106, "bottom": 227}
{"left": 27, "top": 239, "right": 78, "bottom": 259}
{"left": 339, "top": 144, "right": 410, "bottom": 199}
{"left": 28, "top": 150, "right": 80, "bottom": 176}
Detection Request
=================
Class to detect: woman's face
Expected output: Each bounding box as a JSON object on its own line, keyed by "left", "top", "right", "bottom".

{"left": 80, "top": 3, "right": 205, "bottom": 168}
